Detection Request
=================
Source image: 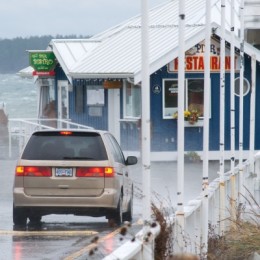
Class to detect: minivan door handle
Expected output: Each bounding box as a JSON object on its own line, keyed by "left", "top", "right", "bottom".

{"left": 58, "top": 185, "right": 69, "bottom": 189}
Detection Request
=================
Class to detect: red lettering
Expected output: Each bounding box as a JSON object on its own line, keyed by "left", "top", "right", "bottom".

{"left": 198, "top": 56, "right": 204, "bottom": 70}
{"left": 186, "top": 57, "right": 193, "bottom": 70}
{"left": 174, "top": 58, "right": 178, "bottom": 70}
{"left": 211, "top": 56, "right": 219, "bottom": 70}
{"left": 225, "top": 56, "right": 231, "bottom": 70}
{"left": 171, "top": 55, "right": 234, "bottom": 72}
{"left": 193, "top": 56, "right": 198, "bottom": 70}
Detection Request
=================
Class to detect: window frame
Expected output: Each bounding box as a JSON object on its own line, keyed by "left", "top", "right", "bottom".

{"left": 234, "top": 77, "right": 250, "bottom": 97}
{"left": 162, "top": 79, "right": 179, "bottom": 119}
{"left": 162, "top": 78, "right": 211, "bottom": 120}
{"left": 123, "top": 80, "right": 141, "bottom": 119}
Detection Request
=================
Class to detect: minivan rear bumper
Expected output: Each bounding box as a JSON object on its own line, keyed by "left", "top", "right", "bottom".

{"left": 13, "top": 187, "right": 118, "bottom": 210}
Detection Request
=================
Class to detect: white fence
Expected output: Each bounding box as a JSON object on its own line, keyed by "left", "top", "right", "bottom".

{"left": 8, "top": 118, "right": 93, "bottom": 157}
{"left": 104, "top": 224, "right": 161, "bottom": 260}
{"left": 104, "top": 155, "right": 260, "bottom": 259}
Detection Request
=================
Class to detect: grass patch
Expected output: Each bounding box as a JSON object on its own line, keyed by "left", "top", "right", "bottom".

{"left": 208, "top": 188, "right": 260, "bottom": 260}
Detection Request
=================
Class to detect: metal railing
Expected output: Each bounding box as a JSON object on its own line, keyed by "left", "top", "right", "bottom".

{"left": 8, "top": 118, "right": 93, "bottom": 157}
{"left": 104, "top": 224, "right": 161, "bottom": 260}
{"left": 104, "top": 156, "right": 259, "bottom": 259}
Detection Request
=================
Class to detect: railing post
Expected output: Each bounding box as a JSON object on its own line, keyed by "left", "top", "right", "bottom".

{"left": 230, "top": 174, "right": 237, "bottom": 229}
{"left": 254, "top": 153, "right": 260, "bottom": 203}
{"left": 8, "top": 123, "right": 12, "bottom": 158}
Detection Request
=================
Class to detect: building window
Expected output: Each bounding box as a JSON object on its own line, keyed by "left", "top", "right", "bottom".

{"left": 234, "top": 77, "right": 250, "bottom": 96}
{"left": 75, "top": 85, "right": 84, "bottom": 113}
{"left": 163, "top": 78, "right": 208, "bottom": 119}
{"left": 87, "top": 85, "right": 105, "bottom": 106}
{"left": 39, "top": 78, "right": 56, "bottom": 119}
{"left": 163, "top": 79, "right": 178, "bottom": 118}
{"left": 123, "top": 81, "right": 141, "bottom": 118}
{"left": 187, "top": 79, "right": 204, "bottom": 118}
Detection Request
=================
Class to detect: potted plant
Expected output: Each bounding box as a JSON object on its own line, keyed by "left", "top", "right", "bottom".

{"left": 173, "top": 110, "right": 199, "bottom": 125}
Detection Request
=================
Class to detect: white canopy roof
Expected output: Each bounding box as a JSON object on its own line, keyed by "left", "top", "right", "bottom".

{"left": 44, "top": 0, "right": 260, "bottom": 83}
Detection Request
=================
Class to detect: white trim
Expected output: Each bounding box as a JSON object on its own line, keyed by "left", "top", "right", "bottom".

{"left": 184, "top": 120, "right": 204, "bottom": 127}
{"left": 70, "top": 73, "right": 133, "bottom": 79}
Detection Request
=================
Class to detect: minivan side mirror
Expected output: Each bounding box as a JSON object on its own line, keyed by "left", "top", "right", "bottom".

{"left": 125, "top": 156, "right": 138, "bottom": 166}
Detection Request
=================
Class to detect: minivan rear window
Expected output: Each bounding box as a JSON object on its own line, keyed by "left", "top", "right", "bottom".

{"left": 21, "top": 131, "right": 108, "bottom": 161}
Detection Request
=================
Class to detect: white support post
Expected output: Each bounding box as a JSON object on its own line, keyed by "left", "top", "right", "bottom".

{"left": 176, "top": 0, "right": 185, "bottom": 252}
{"left": 141, "top": 0, "right": 151, "bottom": 244}
{"left": 230, "top": 0, "right": 237, "bottom": 229}
{"left": 256, "top": 153, "right": 260, "bottom": 196}
{"left": 230, "top": 0, "right": 236, "bottom": 172}
{"left": 250, "top": 56, "right": 256, "bottom": 174}
{"left": 202, "top": 0, "right": 211, "bottom": 255}
{"left": 239, "top": 0, "right": 245, "bottom": 199}
{"left": 219, "top": 0, "right": 226, "bottom": 234}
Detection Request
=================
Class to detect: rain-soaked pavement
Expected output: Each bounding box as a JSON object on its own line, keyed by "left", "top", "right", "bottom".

{"left": 0, "top": 141, "right": 221, "bottom": 259}
{"left": 0, "top": 159, "right": 141, "bottom": 260}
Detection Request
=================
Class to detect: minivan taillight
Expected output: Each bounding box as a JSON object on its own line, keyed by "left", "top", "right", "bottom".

{"left": 16, "top": 166, "right": 52, "bottom": 177}
{"left": 76, "top": 167, "right": 115, "bottom": 177}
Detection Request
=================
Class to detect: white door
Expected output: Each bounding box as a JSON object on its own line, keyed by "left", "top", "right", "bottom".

{"left": 58, "top": 81, "right": 69, "bottom": 126}
{"left": 108, "top": 89, "right": 120, "bottom": 142}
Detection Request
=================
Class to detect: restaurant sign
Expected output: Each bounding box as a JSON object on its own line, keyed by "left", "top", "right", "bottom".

{"left": 29, "top": 51, "right": 56, "bottom": 76}
{"left": 168, "top": 39, "right": 240, "bottom": 72}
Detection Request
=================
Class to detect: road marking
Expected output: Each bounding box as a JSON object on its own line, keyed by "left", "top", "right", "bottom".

{"left": 64, "top": 228, "right": 121, "bottom": 260}
{"left": 0, "top": 230, "right": 98, "bottom": 236}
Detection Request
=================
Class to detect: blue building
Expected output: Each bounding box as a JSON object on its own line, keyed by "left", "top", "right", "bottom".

{"left": 22, "top": 0, "right": 260, "bottom": 160}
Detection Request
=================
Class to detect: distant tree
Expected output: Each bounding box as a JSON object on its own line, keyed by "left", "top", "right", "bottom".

{"left": 0, "top": 35, "right": 91, "bottom": 74}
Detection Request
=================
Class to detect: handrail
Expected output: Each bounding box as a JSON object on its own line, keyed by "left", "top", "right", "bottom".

{"left": 104, "top": 223, "right": 160, "bottom": 260}
{"left": 8, "top": 118, "right": 93, "bottom": 157}
{"left": 104, "top": 157, "right": 258, "bottom": 259}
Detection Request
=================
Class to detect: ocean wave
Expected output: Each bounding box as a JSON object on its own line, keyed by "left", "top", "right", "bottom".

{"left": 0, "top": 74, "right": 37, "bottom": 118}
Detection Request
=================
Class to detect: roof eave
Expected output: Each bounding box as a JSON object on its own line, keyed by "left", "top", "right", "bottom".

{"left": 69, "top": 72, "right": 134, "bottom": 80}
{"left": 50, "top": 41, "right": 73, "bottom": 84}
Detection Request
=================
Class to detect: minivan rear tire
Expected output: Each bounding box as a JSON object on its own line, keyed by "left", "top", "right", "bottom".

{"left": 13, "top": 205, "right": 27, "bottom": 226}
{"left": 123, "top": 187, "right": 133, "bottom": 222}
{"left": 108, "top": 194, "right": 123, "bottom": 226}
{"left": 29, "top": 215, "right": 42, "bottom": 224}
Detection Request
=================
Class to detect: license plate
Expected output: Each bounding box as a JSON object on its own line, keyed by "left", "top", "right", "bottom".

{"left": 55, "top": 168, "right": 73, "bottom": 177}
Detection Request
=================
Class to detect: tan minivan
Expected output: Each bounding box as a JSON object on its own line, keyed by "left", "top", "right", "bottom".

{"left": 13, "top": 129, "right": 137, "bottom": 226}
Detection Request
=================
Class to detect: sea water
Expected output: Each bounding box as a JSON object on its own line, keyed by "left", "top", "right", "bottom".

{"left": 0, "top": 74, "right": 37, "bottom": 118}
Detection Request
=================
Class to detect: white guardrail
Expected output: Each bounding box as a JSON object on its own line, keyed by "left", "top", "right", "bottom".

{"left": 104, "top": 156, "right": 260, "bottom": 259}
{"left": 104, "top": 224, "right": 161, "bottom": 260}
{"left": 8, "top": 118, "right": 93, "bottom": 157}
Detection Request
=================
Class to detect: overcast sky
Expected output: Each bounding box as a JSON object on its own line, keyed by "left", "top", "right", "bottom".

{"left": 0, "top": 0, "right": 166, "bottom": 39}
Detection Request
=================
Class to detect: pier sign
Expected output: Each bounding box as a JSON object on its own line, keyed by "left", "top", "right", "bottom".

{"left": 29, "top": 51, "right": 56, "bottom": 76}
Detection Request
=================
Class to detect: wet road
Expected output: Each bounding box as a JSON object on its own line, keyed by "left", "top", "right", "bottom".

{"left": 0, "top": 156, "right": 220, "bottom": 259}
{"left": 0, "top": 159, "right": 142, "bottom": 260}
